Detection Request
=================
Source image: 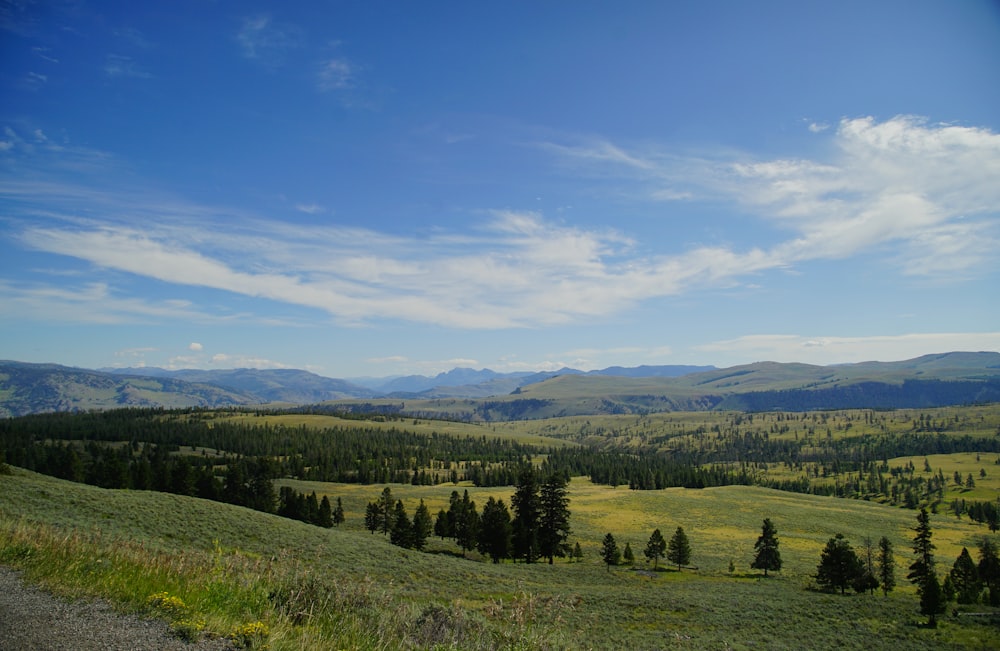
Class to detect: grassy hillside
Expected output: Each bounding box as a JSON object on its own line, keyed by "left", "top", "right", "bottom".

{"left": 0, "top": 361, "right": 255, "bottom": 417}
{"left": 6, "top": 352, "right": 999, "bottom": 418}
{"left": 334, "top": 352, "right": 1000, "bottom": 420}
{"left": 3, "top": 468, "right": 999, "bottom": 650}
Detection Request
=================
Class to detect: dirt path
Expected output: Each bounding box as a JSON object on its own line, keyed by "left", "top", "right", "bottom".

{"left": 0, "top": 566, "right": 233, "bottom": 651}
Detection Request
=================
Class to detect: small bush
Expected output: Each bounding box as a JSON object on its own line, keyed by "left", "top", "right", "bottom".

{"left": 229, "top": 620, "right": 270, "bottom": 649}
{"left": 146, "top": 591, "right": 189, "bottom": 619}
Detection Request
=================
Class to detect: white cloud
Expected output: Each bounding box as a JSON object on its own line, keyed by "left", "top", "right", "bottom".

{"left": 546, "top": 115, "right": 1000, "bottom": 279}
{"left": 318, "top": 58, "right": 354, "bottom": 91}
{"left": 5, "top": 115, "right": 998, "bottom": 332}
{"left": 237, "top": 14, "right": 302, "bottom": 64}
{"left": 188, "top": 342, "right": 203, "bottom": 351}
{"left": 295, "top": 203, "right": 325, "bottom": 215}
{"left": 695, "top": 332, "right": 1000, "bottom": 366}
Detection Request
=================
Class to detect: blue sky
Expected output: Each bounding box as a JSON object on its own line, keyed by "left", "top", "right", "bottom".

{"left": 2, "top": 1, "right": 999, "bottom": 378}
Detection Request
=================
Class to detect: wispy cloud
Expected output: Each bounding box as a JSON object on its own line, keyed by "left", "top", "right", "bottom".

{"left": 545, "top": 115, "right": 1000, "bottom": 279}
{"left": 0, "top": 279, "right": 219, "bottom": 325}
{"left": 317, "top": 58, "right": 354, "bottom": 91}
{"left": 295, "top": 203, "right": 325, "bottom": 215}
{"left": 236, "top": 14, "right": 302, "bottom": 65}
{"left": 4, "top": 116, "right": 997, "bottom": 332}
{"left": 104, "top": 54, "right": 151, "bottom": 78}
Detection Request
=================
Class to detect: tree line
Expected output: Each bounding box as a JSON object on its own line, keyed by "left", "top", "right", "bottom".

{"left": 0, "top": 409, "right": 537, "bottom": 487}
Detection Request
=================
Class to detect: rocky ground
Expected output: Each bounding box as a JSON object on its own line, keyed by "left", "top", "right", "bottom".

{"left": 0, "top": 566, "right": 234, "bottom": 651}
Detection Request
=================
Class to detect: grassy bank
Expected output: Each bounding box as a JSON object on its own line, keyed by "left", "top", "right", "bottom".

{"left": 3, "top": 467, "right": 999, "bottom": 649}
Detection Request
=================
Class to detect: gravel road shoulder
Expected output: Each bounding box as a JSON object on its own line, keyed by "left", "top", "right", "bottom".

{"left": 0, "top": 565, "right": 234, "bottom": 651}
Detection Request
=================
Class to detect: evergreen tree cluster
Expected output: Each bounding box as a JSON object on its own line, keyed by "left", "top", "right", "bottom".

{"left": 813, "top": 533, "right": 895, "bottom": 597}
{"left": 363, "top": 487, "right": 434, "bottom": 551}
{"left": 366, "top": 466, "right": 572, "bottom": 565}
{"left": 277, "top": 488, "right": 344, "bottom": 528}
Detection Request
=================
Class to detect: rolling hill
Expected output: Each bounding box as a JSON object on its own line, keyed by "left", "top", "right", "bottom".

{"left": 2, "top": 352, "right": 999, "bottom": 418}
{"left": 0, "top": 361, "right": 257, "bottom": 417}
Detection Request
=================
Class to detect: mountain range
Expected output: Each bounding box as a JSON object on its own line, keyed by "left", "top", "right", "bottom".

{"left": 0, "top": 352, "right": 998, "bottom": 418}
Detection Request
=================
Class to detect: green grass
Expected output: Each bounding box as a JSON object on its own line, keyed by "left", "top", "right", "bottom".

{"left": 207, "top": 411, "right": 574, "bottom": 448}
{"left": 4, "top": 467, "right": 1000, "bottom": 649}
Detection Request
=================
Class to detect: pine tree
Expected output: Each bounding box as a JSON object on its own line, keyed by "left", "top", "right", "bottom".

{"left": 390, "top": 500, "right": 413, "bottom": 548}
{"left": 538, "top": 471, "right": 572, "bottom": 564}
{"left": 378, "top": 487, "right": 394, "bottom": 535}
{"left": 477, "top": 496, "right": 512, "bottom": 563}
{"left": 667, "top": 526, "right": 692, "bottom": 571}
{"left": 623, "top": 542, "right": 635, "bottom": 566}
{"left": 978, "top": 537, "right": 1000, "bottom": 606}
{"left": 364, "top": 501, "right": 380, "bottom": 534}
{"left": 412, "top": 499, "right": 433, "bottom": 551}
{"left": 853, "top": 536, "right": 879, "bottom": 595}
{"left": 878, "top": 536, "right": 896, "bottom": 596}
{"left": 511, "top": 466, "right": 541, "bottom": 563}
{"left": 332, "top": 496, "right": 345, "bottom": 526}
{"left": 317, "top": 495, "right": 334, "bottom": 528}
{"left": 305, "top": 491, "right": 320, "bottom": 525}
{"left": 816, "top": 533, "right": 862, "bottom": 595}
{"left": 950, "top": 547, "right": 982, "bottom": 604}
{"left": 644, "top": 528, "right": 666, "bottom": 569}
{"left": 908, "top": 508, "right": 936, "bottom": 596}
{"left": 434, "top": 509, "right": 450, "bottom": 540}
{"left": 920, "top": 572, "right": 946, "bottom": 627}
{"left": 601, "top": 533, "right": 621, "bottom": 572}
{"left": 751, "top": 518, "right": 782, "bottom": 577}
{"left": 572, "top": 541, "right": 584, "bottom": 563}
{"left": 454, "top": 490, "right": 480, "bottom": 555}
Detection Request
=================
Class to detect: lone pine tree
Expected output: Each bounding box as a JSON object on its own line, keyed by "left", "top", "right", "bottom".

{"left": 601, "top": 533, "right": 621, "bottom": 572}
{"left": 751, "top": 518, "right": 782, "bottom": 577}
{"left": 667, "top": 526, "right": 691, "bottom": 570}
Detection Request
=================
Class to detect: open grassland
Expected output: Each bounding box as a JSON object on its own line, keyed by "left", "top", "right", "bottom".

{"left": 4, "top": 468, "right": 1000, "bottom": 650}
{"left": 486, "top": 404, "right": 1000, "bottom": 446}
{"left": 204, "top": 411, "right": 574, "bottom": 448}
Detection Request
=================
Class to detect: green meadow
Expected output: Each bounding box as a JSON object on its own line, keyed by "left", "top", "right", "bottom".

{"left": 3, "top": 466, "right": 999, "bottom": 650}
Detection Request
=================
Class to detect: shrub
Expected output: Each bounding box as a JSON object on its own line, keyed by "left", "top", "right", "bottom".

{"left": 229, "top": 620, "right": 270, "bottom": 649}
{"left": 146, "top": 591, "right": 189, "bottom": 619}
